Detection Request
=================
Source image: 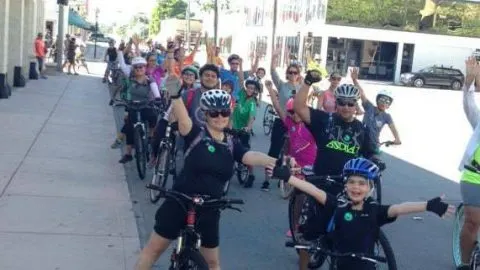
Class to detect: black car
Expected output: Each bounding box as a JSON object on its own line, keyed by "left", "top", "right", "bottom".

{"left": 400, "top": 66, "right": 464, "bottom": 90}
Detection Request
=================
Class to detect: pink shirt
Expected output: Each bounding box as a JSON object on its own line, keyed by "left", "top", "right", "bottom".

{"left": 283, "top": 117, "right": 317, "bottom": 167}
{"left": 322, "top": 90, "right": 336, "bottom": 113}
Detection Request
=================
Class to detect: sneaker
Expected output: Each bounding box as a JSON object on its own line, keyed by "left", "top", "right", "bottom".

{"left": 110, "top": 139, "right": 122, "bottom": 149}
{"left": 243, "top": 175, "right": 255, "bottom": 188}
{"left": 119, "top": 154, "right": 133, "bottom": 164}
{"left": 261, "top": 181, "right": 270, "bottom": 191}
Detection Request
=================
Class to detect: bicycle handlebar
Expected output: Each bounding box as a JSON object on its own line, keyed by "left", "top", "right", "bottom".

{"left": 146, "top": 184, "right": 244, "bottom": 210}
{"left": 379, "top": 141, "right": 395, "bottom": 147}
{"left": 304, "top": 174, "right": 344, "bottom": 185}
{"left": 223, "top": 128, "right": 250, "bottom": 137}
{"left": 114, "top": 99, "right": 164, "bottom": 110}
{"left": 285, "top": 241, "right": 387, "bottom": 263}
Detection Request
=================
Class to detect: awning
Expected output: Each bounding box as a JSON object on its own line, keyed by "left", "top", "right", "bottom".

{"left": 68, "top": 9, "right": 94, "bottom": 31}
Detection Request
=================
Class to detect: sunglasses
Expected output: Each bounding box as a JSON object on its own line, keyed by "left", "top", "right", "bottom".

{"left": 288, "top": 71, "right": 299, "bottom": 75}
{"left": 134, "top": 65, "right": 146, "bottom": 70}
{"left": 377, "top": 96, "right": 392, "bottom": 105}
{"left": 336, "top": 99, "right": 356, "bottom": 107}
{"left": 183, "top": 72, "right": 196, "bottom": 77}
{"left": 287, "top": 110, "right": 295, "bottom": 115}
{"left": 207, "top": 109, "right": 231, "bottom": 118}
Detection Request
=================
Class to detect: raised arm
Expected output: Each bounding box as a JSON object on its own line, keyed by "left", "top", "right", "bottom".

{"left": 165, "top": 76, "right": 192, "bottom": 136}
{"left": 270, "top": 48, "right": 284, "bottom": 90}
{"left": 387, "top": 196, "right": 454, "bottom": 218}
{"left": 117, "top": 50, "right": 131, "bottom": 76}
{"left": 464, "top": 56, "right": 480, "bottom": 129}
{"left": 265, "top": 80, "right": 286, "bottom": 121}
{"left": 351, "top": 67, "right": 367, "bottom": 104}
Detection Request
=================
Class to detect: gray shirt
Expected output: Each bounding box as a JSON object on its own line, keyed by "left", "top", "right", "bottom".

{"left": 182, "top": 87, "right": 206, "bottom": 127}
{"left": 271, "top": 69, "right": 301, "bottom": 111}
{"left": 362, "top": 100, "right": 393, "bottom": 144}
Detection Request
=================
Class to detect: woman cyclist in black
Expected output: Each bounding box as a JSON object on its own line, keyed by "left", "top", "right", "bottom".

{"left": 135, "top": 76, "right": 278, "bottom": 270}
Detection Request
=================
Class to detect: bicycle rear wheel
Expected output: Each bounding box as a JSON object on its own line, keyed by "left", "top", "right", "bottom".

{"left": 176, "top": 249, "right": 209, "bottom": 270}
{"left": 374, "top": 230, "right": 397, "bottom": 270}
{"left": 288, "top": 191, "right": 306, "bottom": 254}
{"left": 263, "top": 104, "right": 274, "bottom": 136}
{"left": 150, "top": 145, "right": 170, "bottom": 203}
{"left": 134, "top": 126, "right": 147, "bottom": 180}
{"left": 280, "top": 180, "right": 295, "bottom": 199}
{"left": 452, "top": 203, "right": 479, "bottom": 267}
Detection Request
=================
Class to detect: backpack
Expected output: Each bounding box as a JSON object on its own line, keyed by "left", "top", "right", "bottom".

{"left": 184, "top": 127, "right": 234, "bottom": 160}
{"left": 185, "top": 88, "right": 197, "bottom": 110}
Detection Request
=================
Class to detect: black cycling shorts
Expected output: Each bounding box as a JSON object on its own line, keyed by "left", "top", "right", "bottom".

{"left": 154, "top": 198, "right": 221, "bottom": 248}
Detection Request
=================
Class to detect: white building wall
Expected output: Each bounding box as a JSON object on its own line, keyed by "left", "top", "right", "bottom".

{"left": 412, "top": 44, "right": 474, "bottom": 75}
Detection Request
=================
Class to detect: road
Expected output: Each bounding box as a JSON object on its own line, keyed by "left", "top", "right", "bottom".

{"left": 110, "top": 78, "right": 466, "bottom": 269}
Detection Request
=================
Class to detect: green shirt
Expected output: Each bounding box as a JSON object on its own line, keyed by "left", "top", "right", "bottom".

{"left": 232, "top": 90, "right": 256, "bottom": 130}
{"left": 462, "top": 145, "right": 480, "bottom": 185}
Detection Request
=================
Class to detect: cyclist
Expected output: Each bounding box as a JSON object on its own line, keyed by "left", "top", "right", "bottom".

{"left": 232, "top": 77, "right": 261, "bottom": 188}
{"left": 118, "top": 56, "right": 161, "bottom": 164}
{"left": 134, "top": 77, "right": 278, "bottom": 270}
{"left": 272, "top": 157, "right": 454, "bottom": 270}
{"left": 458, "top": 56, "right": 480, "bottom": 270}
{"left": 316, "top": 72, "right": 341, "bottom": 113}
{"left": 263, "top": 48, "right": 302, "bottom": 190}
{"left": 293, "top": 70, "right": 379, "bottom": 269}
{"left": 350, "top": 67, "right": 401, "bottom": 151}
{"left": 145, "top": 52, "right": 166, "bottom": 93}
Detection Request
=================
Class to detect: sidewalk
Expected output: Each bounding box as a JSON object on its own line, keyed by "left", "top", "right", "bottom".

{"left": 0, "top": 70, "right": 140, "bottom": 269}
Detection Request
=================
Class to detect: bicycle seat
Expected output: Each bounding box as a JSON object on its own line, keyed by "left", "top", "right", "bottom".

{"left": 301, "top": 166, "right": 315, "bottom": 176}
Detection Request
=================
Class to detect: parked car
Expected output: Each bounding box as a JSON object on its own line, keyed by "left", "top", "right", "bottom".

{"left": 400, "top": 66, "right": 464, "bottom": 90}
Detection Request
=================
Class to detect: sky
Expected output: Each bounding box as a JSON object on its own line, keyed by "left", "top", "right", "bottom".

{"left": 87, "top": 0, "right": 202, "bottom": 25}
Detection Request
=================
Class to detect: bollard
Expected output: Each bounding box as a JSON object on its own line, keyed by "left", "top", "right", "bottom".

{"left": 13, "top": 66, "right": 26, "bottom": 87}
{"left": 0, "top": 73, "right": 10, "bottom": 99}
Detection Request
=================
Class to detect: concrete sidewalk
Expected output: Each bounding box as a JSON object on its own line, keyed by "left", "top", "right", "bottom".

{"left": 0, "top": 71, "right": 140, "bottom": 269}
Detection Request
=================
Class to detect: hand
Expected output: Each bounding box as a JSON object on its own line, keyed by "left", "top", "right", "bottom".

{"left": 304, "top": 69, "right": 322, "bottom": 86}
{"left": 393, "top": 139, "right": 402, "bottom": 145}
{"left": 466, "top": 56, "right": 480, "bottom": 85}
{"left": 426, "top": 195, "right": 455, "bottom": 218}
{"left": 165, "top": 75, "right": 182, "bottom": 98}
{"left": 350, "top": 67, "right": 359, "bottom": 81}
{"left": 265, "top": 80, "right": 273, "bottom": 89}
{"left": 271, "top": 164, "right": 291, "bottom": 182}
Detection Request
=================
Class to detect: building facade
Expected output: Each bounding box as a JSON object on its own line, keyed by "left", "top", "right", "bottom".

{"left": 217, "top": 0, "right": 480, "bottom": 82}
{"left": 0, "top": 0, "right": 47, "bottom": 98}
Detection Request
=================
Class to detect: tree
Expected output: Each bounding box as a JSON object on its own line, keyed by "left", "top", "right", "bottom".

{"left": 129, "top": 13, "right": 150, "bottom": 39}
{"left": 194, "top": 0, "right": 230, "bottom": 12}
{"left": 149, "top": 0, "right": 191, "bottom": 36}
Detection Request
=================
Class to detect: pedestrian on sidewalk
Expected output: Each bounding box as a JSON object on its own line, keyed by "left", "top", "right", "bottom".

{"left": 34, "top": 33, "right": 47, "bottom": 79}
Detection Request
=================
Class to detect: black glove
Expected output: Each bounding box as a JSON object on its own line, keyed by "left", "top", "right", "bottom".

{"left": 304, "top": 70, "right": 322, "bottom": 86}
{"left": 426, "top": 197, "right": 449, "bottom": 217}
{"left": 272, "top": 165, "right": 291, "bottom": 183}
{"left": 109, "top": 99, "right": 114, "bottom": 106}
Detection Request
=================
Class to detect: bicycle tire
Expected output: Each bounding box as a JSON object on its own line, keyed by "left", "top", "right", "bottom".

{"left": 374, "top": 176, "right": 382, "bottom": 204}
{"left": 134, "top": 125, "right": 147, "bottom": 180}
{"left": 280, "top": 180, "right": 295, "bottom": 199}
{"left": 453, "top": 203, "right": 465, "bottom": 267}
{"left": 149, "top": 146, "right": 170, "bottom": 203}
{"left": 288, "top": 191, "right": 306, "bottom": 255}
{"left": 236, "top": 163, "right": 249, "bottom": 185}
{"left": 263, "top": 104, "right": 274, "bottom": 136}
{"left": 176, "top": 249, "right": 209, "bottom": 270}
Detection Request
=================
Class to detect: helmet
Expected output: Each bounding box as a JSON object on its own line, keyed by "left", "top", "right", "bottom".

{"left": 181, "top": 65, "right": 199, "bottom": 79}
{"left": 192, "top": 61, "right": 201, "bottom": 69}
{"left": 286, "top": 98, "right": 294, "bottom": 111}
{"left": 334, "top": 84, "right": 360, "bottom": 100}
{"left": 131, "top": 57, "right": 147, "bottom": 66}
{"left": 244, "top": 79, "right": 261, "bottom": 91}
{"left": 200, "top": 89, "right": 232, "bottom": 111}
{"left": 343, "top": 158, "right": 379, "bottom": 180}
{"left": 376, "top": 89, "right": 393, "bottom": 104}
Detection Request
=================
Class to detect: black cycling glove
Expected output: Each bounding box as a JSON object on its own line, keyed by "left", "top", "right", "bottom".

{"left": 426, "top": 197, "right": 448, "bottom": 217}
{"left": 304, "top": 70, "right": 322, "bottom": 86}
{"left": 109, "top": 99, "right": 114, "bottom": 106}
{"left": 272, "top": 165, "right": 291, "bottom": 183}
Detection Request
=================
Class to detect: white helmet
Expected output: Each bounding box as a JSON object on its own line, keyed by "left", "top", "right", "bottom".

{"left": 376, "top": 89, "right": 394, "bottom": 104}
{"left": 200, "top": 89, "right": 231, "bottom": 111}
{"left": 131, "top": 57, "right": 147, "bottom": 66}
{"left": 334, "top": 84, "right": 360, "bottom": 100}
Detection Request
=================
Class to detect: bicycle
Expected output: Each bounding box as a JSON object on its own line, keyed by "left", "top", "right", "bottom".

{"left": 150, "top": 113, "right": 179, "bottom": 204}
{"left": 145, "top": 184, "right": 244, "bottom": 269}
{"left": 277, "top": 133, "right": 294, "bottom": 199}
{"left": 263, "top": 103, "right": 276, "bottom": 136}
{"left": 115, "top": 100, "right": 160, "bottom": 180}
{"left": 223, "top": 128, "right": 251, "bottom": 188}
{"left": 285, "top": 228, "right": 397, "bottom": 270}
{"left": 453, "top": 165, "right": 480, "bottom": 269}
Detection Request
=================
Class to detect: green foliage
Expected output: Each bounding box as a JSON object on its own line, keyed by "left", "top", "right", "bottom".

{"left": 194, "top": 0, "right": 230, "bottom": 12}
{"left": 326, "top": 0, "right": 480, "bottom": 37}
{"left": 149, "top": 0, "right": 191, "bottom": 35}
{"left": 116, "top": 24, "right": 128, "bottom": 37}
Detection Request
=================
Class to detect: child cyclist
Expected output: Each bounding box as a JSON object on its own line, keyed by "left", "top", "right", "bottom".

{"left": 232, "top": 77, "right": 261, "bottom": 187}
{"left": 350, "top": 67, "right": 401, "bottom": 152}
{"left": 271, "top": 157, "right": 454, "bottom": 270}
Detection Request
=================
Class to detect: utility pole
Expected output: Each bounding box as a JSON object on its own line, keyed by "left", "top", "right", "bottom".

{"left": 56, "top": 3, "right": 65, "bottom": 71}
{"left": 214, "top": 0, "right": 218, "bottom": 46}
{"left": 186, "top": 0, "right": 191, "bottom": 51}
{"left": 94, "top": 8, "right": 99, "bottom": 59}
{"left": 271, "top": 0, "right": 278, "bottom": 53}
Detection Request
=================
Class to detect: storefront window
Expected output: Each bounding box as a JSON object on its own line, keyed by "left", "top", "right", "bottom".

{"left": 401, "top": 44, "right": 415, "bottom": 74}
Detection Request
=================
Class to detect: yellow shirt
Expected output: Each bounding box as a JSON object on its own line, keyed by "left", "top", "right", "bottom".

{"left": 462, "top": 145, "right": 480, "bottom": 185}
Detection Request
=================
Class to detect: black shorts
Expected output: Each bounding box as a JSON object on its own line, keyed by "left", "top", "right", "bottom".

{"left": 154, "top": 198, "right": 221, "bottom": 248}
{"left": 267, "top": 118, "right": 286, "bottom": 158}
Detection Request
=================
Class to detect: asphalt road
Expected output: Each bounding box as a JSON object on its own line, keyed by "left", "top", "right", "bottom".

{"left": 112, "top": 86, "right": 463, "bottom": 269}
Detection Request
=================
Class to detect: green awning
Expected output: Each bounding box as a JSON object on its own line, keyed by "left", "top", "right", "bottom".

{"left": 68, "top": 9, "right": 94, "bottom": 31}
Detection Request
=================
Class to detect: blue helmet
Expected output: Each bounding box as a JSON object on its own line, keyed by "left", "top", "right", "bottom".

{"left": 343, "top": 158, "right": 379, "bottom": 180}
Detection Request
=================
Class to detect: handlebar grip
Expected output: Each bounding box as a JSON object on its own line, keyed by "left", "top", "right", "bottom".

{"left": 285, "top": 241, "right": 295, "bottom": 248}
{"left": 228, "top": 199, "right": 244, "bottom": 205}
{"left": 367, "top": 255, "right": 387, "bottom": 263}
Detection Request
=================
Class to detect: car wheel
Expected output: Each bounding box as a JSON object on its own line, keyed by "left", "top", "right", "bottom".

{"left": 413, "top": 78, "right": 424, "bottom": 88}
{"left": 451, "top": 80, "right": 462, "bottom": 90}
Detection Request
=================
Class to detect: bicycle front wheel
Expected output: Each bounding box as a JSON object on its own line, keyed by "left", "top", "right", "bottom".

{"left": 375, "top": 230, "right": 397, "bottom": 270}
{"left": 280, "top": 180, "right": 295, "bottom": 199}
{"left": 150, "top": 146, "right": 170, "bottom": 203}
{"left": 134, "top": 125, "right": 147, "bottom": 180}
{"left": 176, "top": 249, "right": 209, "bottom": 270}
{"left": 453, "top": 203, "right": 469, "bottom": 267}
{"left": 263, "top": 104, "right": 274, "bottom": 136}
